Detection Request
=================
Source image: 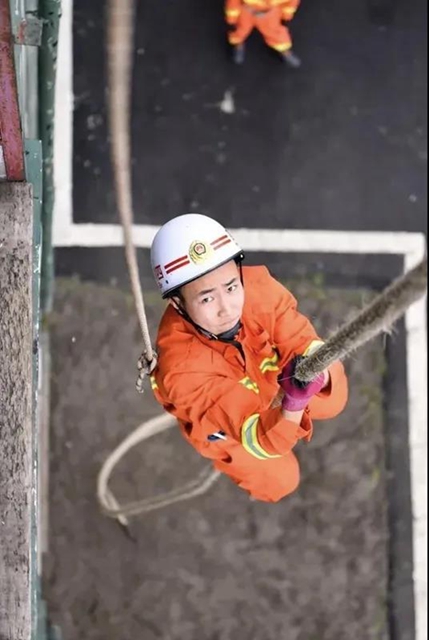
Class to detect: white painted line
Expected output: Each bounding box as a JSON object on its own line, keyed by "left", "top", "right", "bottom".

{"left": 55, "top": 1, "right": 427, "bottom": 636}
{"left": 53, "top": 0, "right": 73, "bottom": 240}
{"left": 403, "top": 242, "right": 428, "bottom": 640}
{"left": 54, "top": 220, "right": 426, "bottom": 255}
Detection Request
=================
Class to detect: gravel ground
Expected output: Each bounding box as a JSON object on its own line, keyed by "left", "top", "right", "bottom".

{"left": 44, "top": 277, "right": 389, "bottom": 640}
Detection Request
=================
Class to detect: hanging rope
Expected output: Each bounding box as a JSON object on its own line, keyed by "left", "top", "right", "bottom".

{"left": 295, "top": 256, "right": 427, "bottom": 383}
{"left": 100, "top": 0, "right": 221, "bottom": 525}
{"left": 97, "top": 413, "right": 221, "bottom": 520}
{"left": 100, "top": 0, "right": 427, "bottom": 523}
{"left": 106, "top": 0, "right": 156, "bottom": 388}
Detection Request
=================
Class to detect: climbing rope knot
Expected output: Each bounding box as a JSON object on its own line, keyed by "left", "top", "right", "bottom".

{"left": 136, "top": 349, "right": 158, "bottom": 393}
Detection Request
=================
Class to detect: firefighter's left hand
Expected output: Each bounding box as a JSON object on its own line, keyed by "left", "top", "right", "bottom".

{"left": 278, "top": 357, "right": 328, "bottom": 412}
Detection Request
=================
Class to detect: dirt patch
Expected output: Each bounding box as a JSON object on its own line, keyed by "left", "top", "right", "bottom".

{"left": 44, "top": 278, "right": 389, "bottom": 640}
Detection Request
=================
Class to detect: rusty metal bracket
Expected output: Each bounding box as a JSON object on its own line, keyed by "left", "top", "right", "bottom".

{"left": 0, "top": 0, "right": 25, "bottom": 180}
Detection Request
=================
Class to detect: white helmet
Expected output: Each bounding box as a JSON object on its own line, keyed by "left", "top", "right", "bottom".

{"left": 150, "top": 213, "right": 244, "bottom": 298}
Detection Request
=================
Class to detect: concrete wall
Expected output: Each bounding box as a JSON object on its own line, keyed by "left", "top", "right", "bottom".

{"left": 0, "top": 182, "right": 34, "bottom": 640}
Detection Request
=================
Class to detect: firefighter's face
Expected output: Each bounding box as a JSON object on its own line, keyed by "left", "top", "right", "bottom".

{"left": 178, "top": 260, "right": 244, "bottom": 335}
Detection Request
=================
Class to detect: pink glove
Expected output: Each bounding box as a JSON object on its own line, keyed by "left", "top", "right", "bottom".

{"left": 279, "top": 356, "right": 325, "bottom": 412}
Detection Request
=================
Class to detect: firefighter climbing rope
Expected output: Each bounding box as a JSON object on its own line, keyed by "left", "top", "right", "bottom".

{"left": 97, "top": 0, "right": 427, "bottom": 524}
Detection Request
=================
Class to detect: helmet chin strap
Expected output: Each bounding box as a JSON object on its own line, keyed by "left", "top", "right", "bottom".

{"left": 216, "top": 320, "right": 242, "bottom": 341}
{"left": 173, "top": 303, "right": 220, "bottom": 341}
{"left": 174, "top": 303, "right": 242, "bottom": 341}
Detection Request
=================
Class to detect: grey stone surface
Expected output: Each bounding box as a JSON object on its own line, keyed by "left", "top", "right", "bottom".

{"left": 0, "top": 182, "right": 34, "bottom": 640}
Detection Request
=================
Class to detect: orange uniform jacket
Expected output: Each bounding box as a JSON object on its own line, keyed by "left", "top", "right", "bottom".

{"left": 225, "top": 0, "right": 301, "bottom": 25}
{"left": 151, "top": 266, "right": 348, "bottom": 502}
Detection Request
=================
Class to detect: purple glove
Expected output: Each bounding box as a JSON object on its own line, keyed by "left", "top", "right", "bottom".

{"left": 279, "top": 356, "right": 325, "bottom": 412}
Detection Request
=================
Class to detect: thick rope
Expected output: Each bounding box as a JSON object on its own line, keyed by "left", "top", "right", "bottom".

{"left": 295, "top": 256, "right": 427, "bottom": 383}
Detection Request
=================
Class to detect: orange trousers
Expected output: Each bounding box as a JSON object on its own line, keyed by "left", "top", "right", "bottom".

{"left": 228, "top": 7, "right": 292, "bottom": 52}
{"left": 214, "top": 449, "right": 300, "bottom": 502}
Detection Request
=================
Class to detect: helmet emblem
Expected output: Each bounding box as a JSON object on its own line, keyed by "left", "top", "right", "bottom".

{"left": 189, "top": 240, "right": 214, "bottom": 264}
{"left": 154, "top": 265, "right": 164, "bottom": 280}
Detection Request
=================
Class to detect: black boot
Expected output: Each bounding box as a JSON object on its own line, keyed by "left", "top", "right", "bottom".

{"left": 232, "top": 43, "right": 245, "bottom": 65}
{"left": 281, "top": 49, "right": 301, "bottom": 68}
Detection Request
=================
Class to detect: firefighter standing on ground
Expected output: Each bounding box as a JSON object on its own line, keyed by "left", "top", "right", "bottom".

{"left": 149, "top": 214, "right": 348, "bottom": 503}
{"left": 225, "top": 0, "right": 302, "bottom": 67}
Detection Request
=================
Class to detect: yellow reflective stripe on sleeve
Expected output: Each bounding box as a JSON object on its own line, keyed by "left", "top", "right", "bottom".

{"left": 150, "top": 375, "right": 159, "bottom": 390}
{"left": 259, "top": 349, "right": 280, "bottom": 374}
{"left": 302, "top": 340, "right": 325, "bottom": 357}
{"left": 226, "top": 9, "right": 240, "bottom": 16}
{"left": 241, "top": 414, "right": 282, "bottom": 460}
{"left": 239, "top": 376, "right": 260, "bottom": 394}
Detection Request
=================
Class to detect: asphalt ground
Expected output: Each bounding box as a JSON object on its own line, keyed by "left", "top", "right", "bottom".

{"left": 67, "top": 0, "right": 427, "bottom": 234}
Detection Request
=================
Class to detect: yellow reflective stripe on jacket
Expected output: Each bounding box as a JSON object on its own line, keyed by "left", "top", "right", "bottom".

{"left": 241, "top": 414, "right": 282, "bottom": 460}
{"left": 150, "top": 375, "right": 158, "bottom": 390}
{"left": 239, "top": 376, "right": 260, "bottom": 394}
{"left": 226, "top": 9, "right": 240, "bottom": 16}
{"left": 302, "top": 340, "right": 325, "bottom": 357}
{"left": 259, "top": 349, "right": 280, "bottom": 373}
